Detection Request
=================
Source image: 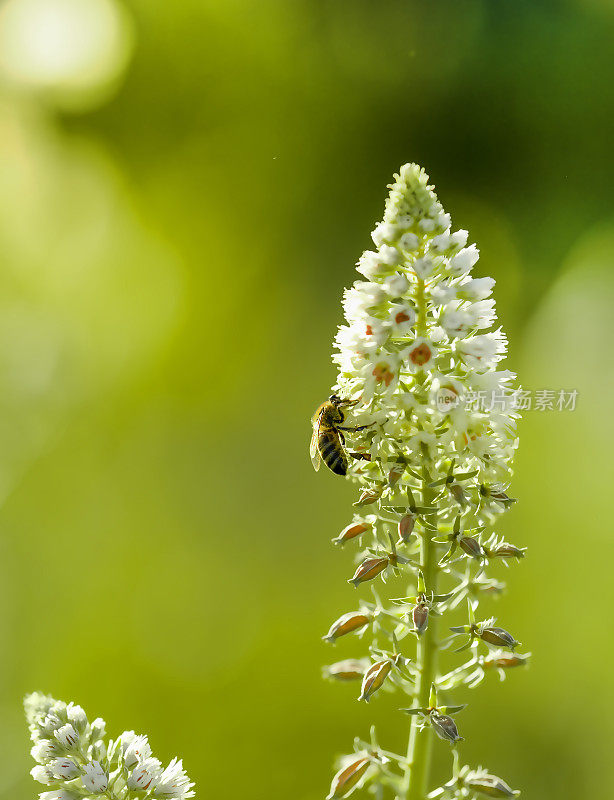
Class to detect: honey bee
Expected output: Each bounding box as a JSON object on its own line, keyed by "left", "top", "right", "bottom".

{"left": 310, "top": 395, "right": 372, "bottom": 476}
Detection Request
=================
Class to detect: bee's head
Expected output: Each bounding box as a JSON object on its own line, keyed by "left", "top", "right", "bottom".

{"left": 329, "top": 393, "right": 342, "bottom": 406}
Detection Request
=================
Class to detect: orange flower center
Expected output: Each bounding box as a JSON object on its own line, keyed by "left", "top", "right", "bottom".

{"left": 372, "top": 363, "right": 394, "bottom": 386}
{"left": 410, "top": 343, "right": 432, "bottom": 366}
{"left": 395, "top": 311, "right": 410, "bottom": 324}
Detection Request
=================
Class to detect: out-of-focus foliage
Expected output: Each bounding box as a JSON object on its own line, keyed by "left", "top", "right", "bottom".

{"left": 0, "top": 1, "right": 612, "bottom": 799}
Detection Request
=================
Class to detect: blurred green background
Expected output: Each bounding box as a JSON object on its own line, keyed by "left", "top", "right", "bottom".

{"left": 0, "top": 0, "right": 612, "bottom": 798}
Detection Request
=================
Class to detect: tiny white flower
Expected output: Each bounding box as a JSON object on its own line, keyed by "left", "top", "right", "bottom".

{"left": 31, "top": 765, "right": 55, "bottom": 785}
{"left": 90, "top": 718, "right": 106, "bottom": 740}
{"left": 429, "top": 232, "right": 451, "bottom": 254}
{"left": 127, "top": 758, "right": 162, "bottom": 792}
{"left": 54, "top": 724, "right": 79, "bottom": 750}
{"left": 457, "top": 331, "right": 507, "bottom": 370}
{"left": 356, "top": 251, "right": 388, "bottom": 280}
{"left": 449, "top": 244, "right": 479, "bottom": 276}
{"left": 412, "top": 256, "right": 435, "bottom": 279}
{"left": 408, "top": 432, "right": 438, "bottom": 459}
{"left": 418, "top": 217, "right": 435, "bottom": 232}
{"left": 458, "top": 276, "right": 495, "bottom": 301}
{"left": 441, "top": 306, "right": 473, "bottom": 338}
{"left": 398, "top": 231, "right": 419, "bottom": 251}
{"left": 388, "top": 303, "right": 416, "bottom": 334}
{"left": 404, "top": 337, "right": 437, "bottom": 371}
{"left": 436, "top": 212, "right": 451, "bottom": 229}
{"left": 40, "top": 792, "right": 79, "bottom": 800}
{"left": 154, "top": 758, "right": 195, "bottom": 800}
{"left": 66, "top": 704, "right": 88, "bottom": 733}
{"left": 466, "top": 299, "right": 496, "bottom": 329}
{"left": 32, "top": 741, "right": 59, "bottom": 763}
{"left": 382, "top": 272, "right": 410, "bottom": 297}
{"left": 362, "top": 352, "right": 400, "bottom": 397}
{"left": 448, "top": 229, "right": 468, "bottom": 253}
{"left": 82, "top": 761, "right": 108, "bottom": 793}
{"left": 343, "top": 282, "right": 386, "bottom": 321}
{"left": 336, "top": 323, "right": 383, "bottom": 355}
{"left": 50, "top": 758, "right": 79, "bottom": 780}
{"left": 396, "top": 214, "right": 414, "bottom": 228}
{"left": 379, "top": 244, "right": 402, "bottom": 265}
{"left": 430, "top": 282, "right": 456, "bottom": 306}
{"left": 429, "top": 325, "right": 447, "bottom": 344}
{"left": 121, "top": 732, "right": 152, "bottom": 769}
{"left": 371, "top": 221, "right": 398, "bottom": 247}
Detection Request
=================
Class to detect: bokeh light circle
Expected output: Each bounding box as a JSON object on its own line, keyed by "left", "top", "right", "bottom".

{"left": 0, "top": 0, "right": 134, "bottom": 109}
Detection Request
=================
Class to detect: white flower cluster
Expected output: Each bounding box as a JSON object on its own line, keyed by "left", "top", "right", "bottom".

{"left": 25, "top": 693, "right": 195, "bottom": 800}
{"left": 333, "top": 163, "right": 518, "bottom": 495}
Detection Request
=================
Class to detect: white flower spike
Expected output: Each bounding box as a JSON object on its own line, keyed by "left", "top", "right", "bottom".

{"left": 25, "top": 693, "right": 195, "bottom": 800}
{"left": 317, "top": 165, "right": 528, "bottom": 800}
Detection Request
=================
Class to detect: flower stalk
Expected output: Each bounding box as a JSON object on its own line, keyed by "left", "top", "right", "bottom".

{"left": 315, "top": 165, "right": 527, "bottom": 800}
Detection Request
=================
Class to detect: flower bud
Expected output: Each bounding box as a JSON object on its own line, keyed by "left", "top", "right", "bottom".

{"left": 387, "top": 464, "right": 405, "bottom": 487}
{"left": 66, "top": 704, "right": 88, "bottom": 733}
{"left": 90, "top": 718, "right": 106, "bottom": 740}
{"left": 487, "top": 542, "right": 525, "bottom": 560}
{"left": 326, "top": 756, "right": 371, "bottom": 799}
{"left": 459, "top": 535, "right": 482, "bottom": 560}
{"left": 449, "top": 483, "right": 468, "bottom": 507}
{"left": 82, "top": 761, "right": 108, "bottom": 793}
{"left": 332, "top": 521, "right": 372, "bottom": 547}
{"left": 348, "top": 557, "right": 389, "bottom": 587}
{"left": 323, "top": 659, "right": 369, "bottom": 681}
{"left": 31, "top": 765, "right": 55, "bottom": 785}
{"left": 397, "top": 512, "right": 417, "bottom": 543}
{"left": 31, "top": 740, "right": 60, "bottom": 763}
{"left": 54, "top": 724, "right": 78, "bottom": 750}
{"left": 464, "top": 770, "right": 520, "bottom": 797}
{"left": 50, "top": 758, "right": 79, "bottom": 780}
{"left": 479, "top": 626, "right": 520, "bottom": 651}
{"left": 323, "top": 612, "right": 371, "bottom": 643}
{"left": 353, "top": 486, "right": 383, "bottom": 507}
{"left": 430, "top": 713, "right": 463, "bottom": 743}
{"left": 127, "top": 760, "right": 160, "bottom": 792}
{"left": 358, "top": 660, "right": 393, "bottom": 702}
{"left": 412, "top": 603, "right": 429, "bottom": 635}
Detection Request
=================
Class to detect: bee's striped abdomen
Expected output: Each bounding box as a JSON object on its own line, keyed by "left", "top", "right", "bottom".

{"left": 318, "top": 430, "right": 348, "bottom": 476}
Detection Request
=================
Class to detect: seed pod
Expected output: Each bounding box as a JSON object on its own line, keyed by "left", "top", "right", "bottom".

{"left": 397, "top": 512, "right": 417, "bottom": 543}
{"left": 488, "top": 542, "right": 525, "bottom": 559}
{"left": 480, "top": 626, "right": 520, "bottom": 651}
{"left": 353, "top": 486, "right": 383, "bottom": 507}
{"left": 449, "top": 483, "right": 468, "bottom": 506}
{"left": 483, "top": 652, "right": 528, "bottom": 671}
{"left": 388, "top": 464, "right": 405, "bottom": 487}
{"left": 459, "top": 535, "right": 483, "bottom": 560}
{"left": 430, "top": 713, "right": 462, "bottom": 743}
{"left": 358, "top": 659, "right": 393, "bottom": 702}
{"left": 464, "top": 770, "right": 519, "bottom": 798}
{"left": 412, "top": 603, "right": 429, "bottom": 635}
{"left": 332, "top": 521, "right": 372, "bottom": 547}
{"left": 323, "top": 659, "right": 369, "bottom": 681}
{"left": 326, "top": 756, "right": 371, "bottom": 799}
{"left": 348, "top": 557, "right": 389, "bottom": 588}
{"left": 323, "top": 612, "right": 371, "bottom": 643}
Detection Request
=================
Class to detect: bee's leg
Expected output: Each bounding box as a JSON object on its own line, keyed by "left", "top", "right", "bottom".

{"left": 349, "top": 451, "right": 372, "bottom": 462}
{"left": 338, "top": 423, "right": 375, "bottom": 432}
{"left": 339, "top": 430, "right": 346, "bottom": 446}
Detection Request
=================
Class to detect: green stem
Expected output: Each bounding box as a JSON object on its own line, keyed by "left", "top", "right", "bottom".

{"left": 402, "top": 275, "right": 440, "bottom": 800}
{"left": 403, "top": 472, "right": 438, "bottom": 800}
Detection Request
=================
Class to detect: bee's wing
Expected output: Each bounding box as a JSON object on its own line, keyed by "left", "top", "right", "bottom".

{"left": 310, "top": 414, "right": 322, "bottom": 471}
